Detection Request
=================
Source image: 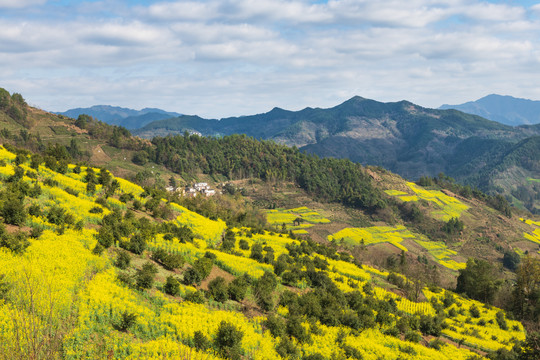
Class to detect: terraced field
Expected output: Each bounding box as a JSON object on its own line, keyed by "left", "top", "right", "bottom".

{"left": 328, "top": 225, "right": 414, "bottom": 252}
{"left": 414, "top": 239, "right": 466, "bottom": 271}
{"left": 266, "top": 206, "right": 330, "bottom": 234}
{"left": 385, "top": 182, "right": 469, "bottom": 221}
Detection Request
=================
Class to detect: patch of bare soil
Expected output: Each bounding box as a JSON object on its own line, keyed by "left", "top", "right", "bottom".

{"left": 90, "top": 145, "right": 112, "bottom": 165}
{"left": 199, "top": 265, "right": 235, "bottom": 291}
{"left": 5, "top": 224, "right": 30, "bottom": 234}
{"left": 240, "top": 299, "right": 265, "bottom": 319}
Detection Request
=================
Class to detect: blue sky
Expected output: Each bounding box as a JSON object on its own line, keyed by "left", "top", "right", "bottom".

{"left": 1, "top": 0, "right": 540, "bottom": 118}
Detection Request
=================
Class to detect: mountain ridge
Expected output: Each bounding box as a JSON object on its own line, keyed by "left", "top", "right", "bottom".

{"left": 133, "top": 96, "right": 540, "bottom": 212}
{"left": 56, "top": 105, "right": 181, "bottom": 129}
{"left": 439, "top": 94, "right": 540, "bottom": 126}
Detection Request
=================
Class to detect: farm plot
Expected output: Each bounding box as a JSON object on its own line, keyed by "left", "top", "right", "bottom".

{"left": 328, "top": 225, "right": 414, "bottom": 252}
{"left": 385, "top": 182, "right": 468, "bottom": 221}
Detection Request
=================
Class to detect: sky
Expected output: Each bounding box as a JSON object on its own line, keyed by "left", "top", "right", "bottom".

{"left": 1, "top": 0, "right": 540, "bottom": 118}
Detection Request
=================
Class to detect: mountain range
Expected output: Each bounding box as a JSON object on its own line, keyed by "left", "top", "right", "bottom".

{"left": 56, "top": 105, "right": 181, "bottom": 130}
{"left": 56, "top": 95, "right": 540, "bottom": 214}
{"left": 127, "top": 96, "right": 540, "bottom": 213}
{"left": 440, "top": 94, "right": 540, "bottom": 126}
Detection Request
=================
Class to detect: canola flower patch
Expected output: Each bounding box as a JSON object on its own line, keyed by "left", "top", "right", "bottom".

{"left": 0, "top": 146, "right": 17, "bottom": 161}
{"left": 115, "top": 177, "right": 145, "bottom": 197}
{"left": 231, "top": 228, "right": 300, "bottom": 258}
{"left": 336, "top": 327, "right": 482, "bottom": 360}
{"left": 44, "top": 185, "right": 108, "bottom": 224}
{"left": 0, "top": 229, "right": 107, "bottom": 355}
{"left": 414, "top": 239, "right": 466, "bottom": 270}
{"left": 206, "top": 250, "right": 274, "bottom": 279}
{"left": 373, "top": 286, "right": 436, "bottom": 316}
{"left": 157, "top": 302, "right": 279, "bottom": 360}
{"left": 424, "top": 289, "right": 525, "bottom": 352}
{"left": 265, "top": 206, "right": 330, "bottom": 226}
{"left": 521, "top": 218, "right": 540, "bottom": 245}
{"left": 327, "top": 258, "right": 371, "bottom": 281}
{"left": 122, "top": 338, "right": 222, "bottom": 360}
{"left": 0, "top": 163, "right": 14, "bottom": 177}
{"left": 328, "top": 225, "right": 413, "bottom": 252}
{"left": 386, "top": 182, "right": 468, "bottom": 221}
{"left": 170, "top": 203, "right": 226, "bottom": 246}
{"left": 38, "top": 165, "right": 88, "bottom": 194}
{"left": 147, "top": 234, "right": 205, "bottom": 263}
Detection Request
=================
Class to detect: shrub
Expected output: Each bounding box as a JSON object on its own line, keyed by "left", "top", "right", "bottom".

{"left": 276, "top": 336, "right": 300, "bottom": 359}
{"left": 114, "top": 311, "right": 138, "bottom": 332}
{"left": 239, "top": 239, "right": 249, "bottom": 250}
{"left": 208, "top": 276, "right": 229, "bottom": 302}
{"left": 89, "top": 206, "right": 103, "bottom": 214}
{"left": 1, "top": 193, "right": 26, "bottom": 226}
{"left": 264, "top": 313, "right": 285, "bottom": 337}
{"left": 419, "top": 315, "right": 442, "bottom": 337}
{"left": 27, "top": 203, "right": 41, "bottom": 217}
{"left": 129, "top": 233, "right": 146, "bottom": 255}
{"left": 286, "top": 315, "right": 311, "bottom": 343}
{"left": 193, "top": 330, "right": 211, "bottom": 351}
{"left": 183, "top": 267, "right": 203, "bottom": 286}
{"left": 0, "top": 230, "right": 30, "bottom": 254}
{"left": 502, "top": 251, "right": 521, "bottom": 271}
{"left": 404, "top": 330, "right": 422, "bottom": 343}
{"left": 96, "top": 226, "right": 115, "bottom": 248}
{"left": 47, "top": 205, "right": 74, "bottom": 226}
{"left": 496, "top": 311, "right": 508, "bottom": 330}
{"left": 193, "top": 257, "right": 213, "bottom": 279}
{"left": 228, "top": 274, "right": 249, "bottom": 302}
{"left": 115, "top": 250, "right": 131, "bottom": 269}
{"left": 469, "top": 304, "right": 480, "bottom": 318}
{"left": 429, "top": 338, "right": 445, "bottom": 350}
{"left": 152, "top": 248, "right": 185, "bottom": 270}
{"left": 255, "top": 271, "right": 278, "bottom": 311}
{"left": 163, "top": 275, "right": 181, "bottom": 296}
{"left": 250, "top": 243, "right": 263, "bottom": 261}
{"left": 135, "top": 262, "right": 158, "bottom": 289}
{"left": 92, "top": 243, "right": 105, "bottom": 255}
{"left": 214, "top": 321, "right": 244, "bottom": 359}
{"left": 185, "top": 290, "right": 206, "bottom": 304}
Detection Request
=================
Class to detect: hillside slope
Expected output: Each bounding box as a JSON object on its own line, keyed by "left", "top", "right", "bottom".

{"left": 0, "top": 144, "right": 538, "bottom": 359}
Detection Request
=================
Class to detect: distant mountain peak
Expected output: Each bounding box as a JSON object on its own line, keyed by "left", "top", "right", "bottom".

{"left": 57, "top": 105, "right": 181, "bottom": 129}
{"left": 439, "top": 94, "right": 540, "bottom": 126}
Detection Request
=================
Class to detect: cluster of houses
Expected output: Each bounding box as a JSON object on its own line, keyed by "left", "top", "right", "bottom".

{"left": 166, "top": 182, "right": 217, "bottom": 197}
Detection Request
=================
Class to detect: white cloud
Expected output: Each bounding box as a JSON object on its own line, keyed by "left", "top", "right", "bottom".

{"left": 145, "top": 1, "right": 219, "bottom": 21}
{"left": 2, "top": 0, "right": 540, "bottom": 118}
{"left": 0, "top": 0, "right": 47, "bottom": 8}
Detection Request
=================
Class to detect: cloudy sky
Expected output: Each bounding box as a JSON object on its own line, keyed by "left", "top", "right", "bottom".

{"left": 1, "top": 0, "right": 540, "bottom": 118}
